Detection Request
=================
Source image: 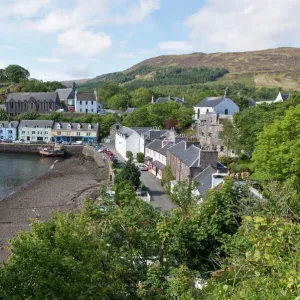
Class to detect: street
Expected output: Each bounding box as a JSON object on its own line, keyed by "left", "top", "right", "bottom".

{"left": 102, "top": 143, "right": 176, "bottom": 211}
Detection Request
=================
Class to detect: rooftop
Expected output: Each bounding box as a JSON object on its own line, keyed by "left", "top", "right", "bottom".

{"left": 194, "top": 97, "right": 231, "bottom": 108}
{"left": 6, "top": 92, "right": 59, "bottom": 103}
{"left": 76, "top": 92, "right": 96, "bottom": 101}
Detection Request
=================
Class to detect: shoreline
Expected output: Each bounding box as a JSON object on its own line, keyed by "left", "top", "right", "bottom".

{"left": 0, "top": 157, "right": 61, "bottom": 202}
{"left": 0, "top": 154, "right": 108, "bottom": 262}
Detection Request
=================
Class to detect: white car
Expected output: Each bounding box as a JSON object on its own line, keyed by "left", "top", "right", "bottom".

{"left": 135, "top": 163, "right": 148, "bottom": 171}
{"left": 72, "top": 141, "right": 83, "bottom": 145}
{"left": 12, "top": 140, "right": 23, "bottom": 144}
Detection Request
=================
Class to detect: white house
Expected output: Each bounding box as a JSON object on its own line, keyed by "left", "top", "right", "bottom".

{"left": 75, "top": 90, "right": 102, "bottom": 114}
{"left": 274, "top": 92, "right": 291, "bottom": 103}
{"left": 114, "top": 125, "right": 172, "bottom": 160}
{"left": 115, "top": 127, "right": 143, "bottom": 160}
{"left": 194, "top": 97, "right": 240, "bottom": 120}
{"left": 18, "top": 120, "right": 54, "bottom": 142}
{"left": 0, "top": 121, "right": 19, "bottom": 141}
{"left": 145, "top": 139, "right": 173, "bottom": 179}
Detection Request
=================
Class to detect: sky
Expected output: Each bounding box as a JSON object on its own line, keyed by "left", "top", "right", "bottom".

{"left": 1, "top": 0, "right": 300, "bottom": 81}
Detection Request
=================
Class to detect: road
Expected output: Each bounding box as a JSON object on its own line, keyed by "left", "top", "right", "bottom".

{"left": 102, "top": 143, "right": 176, "bottom": 211}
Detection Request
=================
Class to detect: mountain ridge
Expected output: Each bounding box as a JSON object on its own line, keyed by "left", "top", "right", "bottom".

{"left": 63, "top": 47, "right": 300, "bottom": 90}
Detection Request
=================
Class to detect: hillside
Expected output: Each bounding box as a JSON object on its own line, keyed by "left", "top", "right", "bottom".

{"left": 75, "top": 47, "right": 300, "bottom": 91}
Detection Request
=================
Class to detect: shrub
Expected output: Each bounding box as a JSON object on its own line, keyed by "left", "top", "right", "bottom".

{"left": 126, "top": 151, "right": 133, "bottom": 160}
{"left": 136, "top": 152, "right": 145, "bottom": 163}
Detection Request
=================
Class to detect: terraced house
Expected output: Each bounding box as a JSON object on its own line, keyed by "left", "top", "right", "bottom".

{"left": 0, "top": 121, "right": 19, "bottom": 141}
{"left": 5, "top": 92, "right": 61, "bottom": 116}
{"left": 18, "top": 120, "right": 54, "bottom": 142}
{"left": 52, "top": 122, "right": 99, "bottom": 143}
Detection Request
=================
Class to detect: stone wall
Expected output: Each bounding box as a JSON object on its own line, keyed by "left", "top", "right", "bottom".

{"left": 82, "top": 146, "right": 112, "bottom": 181}
{"left": 0, "top": 143, "right": 84, "bottom": 155}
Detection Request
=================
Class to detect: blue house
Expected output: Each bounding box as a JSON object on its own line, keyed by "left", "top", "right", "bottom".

{"left": 0, "top": 121, "right": 19, "bottom": 141}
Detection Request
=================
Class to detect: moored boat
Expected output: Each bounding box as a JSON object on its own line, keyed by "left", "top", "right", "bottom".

{"left": 38, "top": 145, "right": 65, "bottom": 157}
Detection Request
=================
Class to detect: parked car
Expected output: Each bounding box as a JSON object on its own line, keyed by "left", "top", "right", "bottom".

{"left": 12, "top": 140, "right": 23, "bottom": 144}
{"left": 62, "top": 141, "right": 71, "bottom": 145}
{"left": 72, "top": 141, "right": 83, "bottom": 145}
{"left": 2, "top": 139, "right": 13, "bottom": 143}
{"left": 135, "top": 163, "right": 148, "bottom": 171}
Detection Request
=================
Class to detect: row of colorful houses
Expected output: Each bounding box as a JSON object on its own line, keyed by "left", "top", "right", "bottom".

{"left": 0, "top": 121, "right": 99, "bottom": 143}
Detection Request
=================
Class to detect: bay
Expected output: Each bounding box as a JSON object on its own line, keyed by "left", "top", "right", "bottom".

{"left": 0, "top": 153, "right": 55, "bottom": 200}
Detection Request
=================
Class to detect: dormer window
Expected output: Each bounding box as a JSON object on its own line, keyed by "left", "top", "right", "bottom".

{"left": 67, "top": 124, "right": 71, "bottom": 130}
{"left": 77, "top": 124, "right": 81, "bottom": 130}
{"left": 88, "top": 124, "right": 92, "bottom": 130}
{"left": 0, "top": 124, "right": 3, "bottom": 128}
{"left": 57, "top": 124, "right": 61, "bottom": 130}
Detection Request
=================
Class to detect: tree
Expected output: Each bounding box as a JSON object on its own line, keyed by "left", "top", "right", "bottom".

{"left": 14, "top": 110, "right": 40, "bottom": 121}
{"left": 0, "top": 69, "right": 7, "bottom": 82}
{"left": 107, "top": 92, "right": 132, "bottom": 111}
{"left": 252, "top": 103, "right": 300, "bottom": 188}
{"left": 202, "top": 216, "right": 300, "bottom": 299}
{"left": 126, "top": 151, "right": 133, "bottom": 160}
{"left": 97, "top": 82, "right": 122, "bottom": 104}
{"left": 136, "top": 152, "right": 145, "bottom": 163}
{"left": 0, "top": 108, "right": 7, "bottom": 121}
{"left": 115, "top": 158, "right": 141, "bottom": 188}
{"left": 219, "top": 118, "right": 239, "bottom": 157}
{"left": 132, "top": 88, "right": 153, "bottom": 107}
{"left": 4, "top": 65, "right": 30, "bottom": 83}
{"left": 165, "top": 119, "right": 178, "bottom": 130}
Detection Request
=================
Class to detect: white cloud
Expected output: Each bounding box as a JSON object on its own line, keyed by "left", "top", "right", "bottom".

{"left": 184, "top": 0, "right": 300, "bottom": 52}
{"left": 116, "top": 0, "right": 161, "bottom": 24}
{"left": 30, "top": 70, "right": 73, "bottom": 81}
{"left": 157, "top": 41, "right": 193, "bottom": 52}
{"left": 36, "top": 57, "right": 64, "bottom": 63}
{"left": 57, "top": 28, "right": 112, "bottom": 57}
{"left": 1, "top": 0, "right": 51, "bottom": 17}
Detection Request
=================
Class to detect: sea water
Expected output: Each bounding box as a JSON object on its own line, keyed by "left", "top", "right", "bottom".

{"left": 0, "top": 153, "right": 55, "bottom": 200}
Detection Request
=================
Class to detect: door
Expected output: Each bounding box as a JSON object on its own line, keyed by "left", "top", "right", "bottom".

{"left": 27, "top": 136, "right": 30, "bottom": 141}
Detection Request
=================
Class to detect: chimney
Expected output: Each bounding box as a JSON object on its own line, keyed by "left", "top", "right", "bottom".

{"left": 152, "top": 95, "right": 155, "bottom": 103}
{"left": 72, "top": 82, "right": 76, "bottom": 91}
{"left": 6, "top": 88, "right": 10, "bottom": 95}
{"left": 198, "top": 150, "right": 218, "bottom": 170}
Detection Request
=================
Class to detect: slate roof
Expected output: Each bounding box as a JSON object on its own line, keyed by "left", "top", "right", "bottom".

{"left": 76, "top": 92, "right": 96, "bottom": 101}
{"left": 194, "top": 97, "right": 229, "bottom": 108}
{"left": 281, "top": 94, "right": 290, "bottom": 101}
{"left": 56, "top": 88, "right": 75, "bottom": 100}
{"left": 53, "top": 122, "right": 98, "bottom": 132}
{"left": 19, "top": 120, "right": 54, "bottom": 128}
{"left": 131, "top": 127, "right": 153, "bottom": 137}
{"left": 194, "top": 165, "right": 216, "bottom": 195}
{"left": 146, "top": 139, "right": 162, "bottom": 151}
{"left": 117, "top": 126, "right": 136, "bottom": 137}
{"left": 155, "top": 97, "right": 186, "bottom": 105}
{"left": 124, "top": 108, "right": 136, "bottom": 114}
{"left": 0, "top": 121, "right": 19, "bottom": 128}
{"left": 152, "top": 160, "right": 166, "bottom": 170}
{"left": 6, "top": 92, "right": 58, "bottom": 103}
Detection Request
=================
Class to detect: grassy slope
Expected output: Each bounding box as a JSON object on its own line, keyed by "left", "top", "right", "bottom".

{"left": 74, "top": 47, "right": 300, "bottom": 90}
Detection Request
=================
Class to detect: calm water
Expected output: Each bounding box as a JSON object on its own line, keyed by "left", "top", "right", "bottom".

{"left": 0, "top": 153, "right": 55, "bottom": 200}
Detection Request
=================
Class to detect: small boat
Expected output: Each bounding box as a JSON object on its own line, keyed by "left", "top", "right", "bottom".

{"left": 38, "top": 145, "right": 65, "bottom": 157}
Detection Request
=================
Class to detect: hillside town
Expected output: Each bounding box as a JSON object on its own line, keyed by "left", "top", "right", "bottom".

{"left": 0, "top": 0, "right": 300, "bottom": 298}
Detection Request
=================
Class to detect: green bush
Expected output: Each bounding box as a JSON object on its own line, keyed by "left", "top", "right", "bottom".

{"left": 136, "top": 152, "right": 145, "bottom": 163}
{"left": 126, "top": 151, "right": 133, "bottom": 160}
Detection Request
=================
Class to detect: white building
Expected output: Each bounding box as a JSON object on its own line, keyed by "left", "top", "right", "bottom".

{"left": 194, "top": 97, "right": 240, "bottom": 120}
{"left": 145, "top": 139, "right": 173, "bottom": 179}
{"left": 75, "top": 90, "right": 103, "bottom": 114}
{"left": 114, "top": 126, "right": 171, "bottom": 160}
{"left": 18, "top": 120, "right": 54, "bottom": 142}
{"left": 0, "top": 121, "right": 19, "bottom": 141}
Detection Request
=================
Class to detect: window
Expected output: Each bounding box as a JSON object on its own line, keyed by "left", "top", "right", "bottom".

{"left": 76, "top": 132, "right": 81, "bottom": 136}
{"left": 58, "top": 131, "right": 61, "bottom": 135}
{"left": 197, "top": 109, "right": 200, "bottom": 119}
{"left": 67, "top": 132, "right": 70, "bottom": 136}
{"left": 44, "top": 132, "right": 47, "bottom": 135}
{"left": 22, "top": 131, "right": 26, "bottom": 134}
{"left": 206, "top": 109, "right": 209, "bottom": 113}
{"left": 80, "top": 101, "right": 82, "bottom": 105}
{"left": 91, "top": 109, "right": 93, "bottom": 112}
{"left": 225, "top": 109, "right": 228, "bottom": 115}
{"left": 80, "top": 109, "right": 82, "bottom": 112}
{"left": 91, "top": 101, "right": 94, "bottom": 105}
{"left": 44, "top": 137, "right": 48, "bottom": 141}
{"left": 86, "top": 132, "right": 91, "bottom": 136}
{"left": 32, "top": 131, "right": 36, "bottom": 134}
{"left": 220, "top": 146, "right": 224, "bottom": 152}
{"left": 86, "top": 101, "right": 88, "bottom": 105}
{"left": 0, "top": 130, "right": 3, "bottom": 134}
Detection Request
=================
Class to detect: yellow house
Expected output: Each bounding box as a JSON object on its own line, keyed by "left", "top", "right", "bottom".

{"left": 52, "top": 122, "right": 99, "bottom": 143}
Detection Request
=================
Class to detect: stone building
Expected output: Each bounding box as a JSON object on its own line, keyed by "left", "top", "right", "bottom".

{"left": 196, "top": 113, "right": 236, "bottom": 157}
{"left": 5, "top": 91, "right": 60, "bottom": 116}
{"left": 167, "top": 140, "right": 219, "bottom": 181}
